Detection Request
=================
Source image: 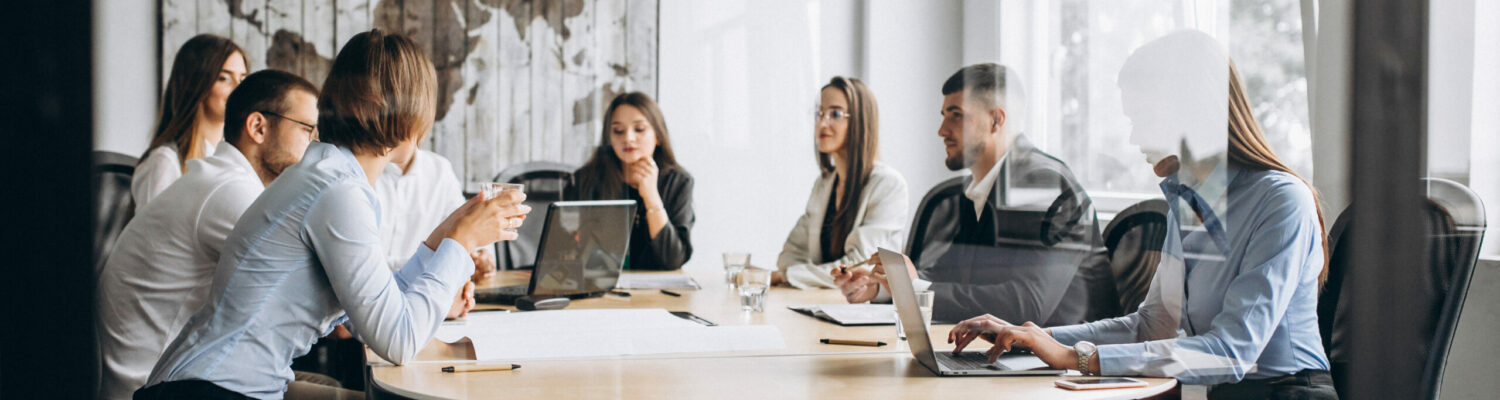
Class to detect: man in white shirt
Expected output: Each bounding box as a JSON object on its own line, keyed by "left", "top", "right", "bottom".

{"left": 834, "top": 63, "right": 1104, "bottom": 326}
{"left": 95, "top": 70, "right": 323, "bottom": 400}
{"left": 376, "top": 138, "right": 498, "bottom": 286}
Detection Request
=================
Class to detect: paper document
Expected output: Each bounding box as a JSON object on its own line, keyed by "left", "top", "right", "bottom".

{"left": 615, "top": 273, "right": 701, "bottom": 290}
{"left": 433, "top": 309, "right": 783, "bottom": 360}
{"left": 788, "top": 304, "right": 896, "bottom": 326}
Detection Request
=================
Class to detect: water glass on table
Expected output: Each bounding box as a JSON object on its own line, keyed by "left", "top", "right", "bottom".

{"left": 480, "top": 182, "right": 526, "bottom": 232}
{"left": 895, "top": 290, "right": 935, "bottom": 340}
{"left": 736, "top": 267, "right": 772, "bottom": 312}
{"left": 722, "top": 252, "right": 750, "bottom": 288}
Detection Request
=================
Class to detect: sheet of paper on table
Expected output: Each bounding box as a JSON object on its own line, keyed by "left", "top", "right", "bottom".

{"left": 614, "top": 273, "right": 702, "bottom": 290}
{"left": 434, "top": 309, "right": 783, "bottom": 360}
{"left": 787, "top": 304, "right": 896, "bottom": 326}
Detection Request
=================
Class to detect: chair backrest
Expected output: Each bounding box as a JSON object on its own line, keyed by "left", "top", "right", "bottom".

{"left": 903, "top": 176, "right": 966, "bottom": 262}
{"left": 1419, "top": 178, "right": 1486, "bottom": 399}
{"left": 1100, "top": 199, "right": 1168, "bottom": 315}
{"left": 93, "top": 151, "right": 137, "bottom": 274}
{"left": 493, "top": 161, "right": 576, "bottom": 270}
{"left": 1322, "top": 178, "right": 1486, "bottom": 398}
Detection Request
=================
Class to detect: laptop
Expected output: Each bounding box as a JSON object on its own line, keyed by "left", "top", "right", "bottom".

{"left": 476, "top": 200, "right": 636, "bottom": 304}
{"left": 878, "top": 247, "right": 1065, "bottom": 376}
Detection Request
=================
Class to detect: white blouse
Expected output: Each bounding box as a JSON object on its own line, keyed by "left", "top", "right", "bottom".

{"left": 777, "top": 162, "right": 911, "bottom": 289}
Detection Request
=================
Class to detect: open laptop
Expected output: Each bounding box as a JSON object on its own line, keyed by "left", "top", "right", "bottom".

{"left": 879, "top": 247, "right": 1065, "bottom": 376}
{"left": 476, "top": 200, "right": 636, "bottom": 304}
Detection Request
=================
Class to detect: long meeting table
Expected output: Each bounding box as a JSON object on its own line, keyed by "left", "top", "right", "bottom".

{"left": 365, "top": 266, "right": 1177, "bottom": 399}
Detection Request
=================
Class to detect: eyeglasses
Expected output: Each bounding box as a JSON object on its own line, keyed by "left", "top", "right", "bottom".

{"left": 259, "top": 110, "right": 319, "bottom": 140}
{"left": 814, "top": 109, "right": 852, "bottom": 125}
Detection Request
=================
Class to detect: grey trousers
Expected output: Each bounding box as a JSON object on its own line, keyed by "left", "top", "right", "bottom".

{"left": 287, "top": 371, "right": 364, "bottom": 400}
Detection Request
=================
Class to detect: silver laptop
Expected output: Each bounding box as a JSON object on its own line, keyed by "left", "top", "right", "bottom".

{"left": 879, "top": 247, "right": 1066, "bottom": 376}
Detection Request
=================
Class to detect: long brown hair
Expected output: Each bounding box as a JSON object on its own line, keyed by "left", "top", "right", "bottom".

{"left": 819, "top": 77, "right": 879, "bottom": 253}
{"left": 146, "top": 34, "right": 245, "bottom": 171}
{"left": 574, "top": 92, "right": 681, "bottom": 199}
{"left": 1227, "top": 60, "right": 1331, "bottom": 286}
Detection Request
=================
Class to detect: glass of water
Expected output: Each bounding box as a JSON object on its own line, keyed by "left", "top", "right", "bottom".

{"left": 722, "top": 252, "right": 750, "bottom": 288}
{"left": 480, "top": 182, "right": 526, "bottom": 232}
{"left": 895, "top": 290, "right": 936, "bottom": 340}
{"left": 736, "top": 267, "right": 771, "bottom": 312}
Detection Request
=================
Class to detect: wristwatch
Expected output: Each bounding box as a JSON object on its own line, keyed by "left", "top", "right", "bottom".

{"left": 1074, "top": 341, "right": 1098, "bottom": 376}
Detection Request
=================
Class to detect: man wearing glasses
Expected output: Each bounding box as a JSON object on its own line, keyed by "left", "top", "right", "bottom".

{"left": 96, "top": 70, "right": 322, "bottom": 399}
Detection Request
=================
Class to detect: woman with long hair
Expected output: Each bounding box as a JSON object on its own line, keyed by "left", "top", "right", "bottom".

{"left": 948, "top": 30, "right": 1336, "bottom": 399}
{"left": 132, "top": 34, "right": 248, "bottom": 212}
{"left": 774, "top": 76, "right": 909, "bottom": 288}
{"left": 566, "top": 92, "right": 695, "bottom": 270}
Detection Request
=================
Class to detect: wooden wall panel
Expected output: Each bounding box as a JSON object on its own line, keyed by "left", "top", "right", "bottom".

{"left": 160, "top": 0, "right": 658, "bottom": 185}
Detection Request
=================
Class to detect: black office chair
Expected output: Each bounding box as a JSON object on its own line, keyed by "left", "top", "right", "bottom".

{"left": 1100, "top": 199, "right": 1168, "bottom": 316}
{"left": 1321, "top": 178, "right": 1486, "bottom": 398}
{"left": 903, "top": 176, "right": 966, "bottom": 263}
{"left": 92, "top": 151, "right": 137, "bottom": 274}
{"left": 492, "top": 161, "right": 576, "bottom": 270}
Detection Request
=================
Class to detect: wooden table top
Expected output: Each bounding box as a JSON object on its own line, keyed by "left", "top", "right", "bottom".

{"left": 370, "top": 266, "right": 1177, "bottom": 399}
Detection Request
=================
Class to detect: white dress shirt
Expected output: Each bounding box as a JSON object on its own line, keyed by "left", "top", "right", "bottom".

{"left": 375, "top": 149, "right": 466, "bottom": 271}
{"left": 97, "top": 142, "right": 262, "bottom": 399}
{"left": 132, "top": 141, "right": 216, "bottom": 214}
{"left": 778, "top": 162, "right": 910, "bottom": 289}
{"left": 145, "top": 143, "right": 472, "bottom": 399}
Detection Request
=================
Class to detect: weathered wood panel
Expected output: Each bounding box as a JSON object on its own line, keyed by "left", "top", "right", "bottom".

{"left": 334, "top": 0, "right": 371, "bottom": 53}
{"left": 161, "top": 0, "right": 197, "bottom": 85}
{"left": 161, "top": 0, "right": 659, "bottom": 181}
{"left": 562, "top": 0, "right": 598, "bottom": 164}
{"left": 230, "top": 0, "right": 270, "bottom": 73}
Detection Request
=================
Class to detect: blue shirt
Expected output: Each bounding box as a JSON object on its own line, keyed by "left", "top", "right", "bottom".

{"left": 145, "top": 143, "right": 473, "bottom": 399}
{"left": 1050, "top": 167, "right": 1329, "bottom": 384}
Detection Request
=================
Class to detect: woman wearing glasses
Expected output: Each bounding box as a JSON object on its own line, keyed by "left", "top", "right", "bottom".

{"left": 774, "top": 77, "right": 909, "bottom": 288}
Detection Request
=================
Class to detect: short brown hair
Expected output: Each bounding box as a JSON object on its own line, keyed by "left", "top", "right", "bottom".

{"left": 317, "top": 29, "right": 437, "bottom": 156}
{"left": 224, "top": 70, "right": 319, "bottom": 144}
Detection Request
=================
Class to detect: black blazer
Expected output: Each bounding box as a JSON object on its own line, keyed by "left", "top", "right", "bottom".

{"left": 566, "top": 166, "right": 695, "bottom": 270}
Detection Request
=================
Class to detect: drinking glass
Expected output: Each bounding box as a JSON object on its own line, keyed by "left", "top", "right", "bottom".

{"left": 722, "top": 252, "right": 750, "bottom": 288}
{"left": 480, "top": 182, "right": 526, "bottom": 232}
{"left": 736, "top": 267, "right": 771, "bottom": 312}
{"left": 895, "top": 290, "right": 936, "bottom": 340}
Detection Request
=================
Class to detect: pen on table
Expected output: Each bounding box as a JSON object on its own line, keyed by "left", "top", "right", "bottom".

{"left": 660, "top": 290, "right": 682, "bottom": 297}
{"left": 608, "top": 290, "right": 631, "bottom": 297}
{"left": 820, "top": 338, "right": 886, "bottom": 347}
{"left": 441, "top": 363, "right": 521, "bottom": 373}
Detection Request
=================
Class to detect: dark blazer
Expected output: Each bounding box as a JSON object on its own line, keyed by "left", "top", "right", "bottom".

{"left": 906, "top": 134, "right": 1108, "bottom": 325}
{"left": 566, "top": 166, "right": 695, "bottom": 270}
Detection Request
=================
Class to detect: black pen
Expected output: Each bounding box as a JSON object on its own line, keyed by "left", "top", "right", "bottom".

{"left": 660, "top": 290, "right": 682, "bottom": 297}
{"left": 608, "top": 290, "right": 631, "bottom": 297}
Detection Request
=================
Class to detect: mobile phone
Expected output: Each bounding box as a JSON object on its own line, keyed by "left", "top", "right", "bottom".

{"left": 1053, "top": 377, "right": 1148, "bottom": 390}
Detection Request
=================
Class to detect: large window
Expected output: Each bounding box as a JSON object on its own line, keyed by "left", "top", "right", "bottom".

{"left": 999, "top": 0, "right": 1312, "bottom": 209}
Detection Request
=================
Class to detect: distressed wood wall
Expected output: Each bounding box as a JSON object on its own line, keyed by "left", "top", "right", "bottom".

{"left": 162, "top": 0, "right": 659, "bottom": 185}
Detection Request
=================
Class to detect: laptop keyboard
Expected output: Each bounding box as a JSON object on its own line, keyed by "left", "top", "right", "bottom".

{"left": 938, "top": 351, "right": 1001, "bottom": 371}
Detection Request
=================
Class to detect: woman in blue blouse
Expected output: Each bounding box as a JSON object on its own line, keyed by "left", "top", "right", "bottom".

{"left": 948, "top": 30, "right": 1336, "bottom": 399}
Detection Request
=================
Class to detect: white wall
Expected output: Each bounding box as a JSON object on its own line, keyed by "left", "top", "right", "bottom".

{"left": 93, "top": 0, "right": 158, "bottom": 156}
{"left": 659, "top": 0, "right": 961, "bottom": 271}
{"left": 1428, "top": 0, "right": 1476, "bottom": 182}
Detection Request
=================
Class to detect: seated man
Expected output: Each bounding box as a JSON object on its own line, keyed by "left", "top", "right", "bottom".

{"left": 835, "top": 63, "right": 1107, "bottom": 326}
{"left": 375, "top": 137, "right": 497, "bottom": 290}
{"left": 96, "top": 70, "right": 322, "bottom": 399}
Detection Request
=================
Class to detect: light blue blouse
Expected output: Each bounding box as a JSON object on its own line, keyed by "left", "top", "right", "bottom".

{"left": 1050, "top": 167, "right": 1330, "bottom": 385}
{"left": 145, "top": 142, "right": 473, "bottom": 399}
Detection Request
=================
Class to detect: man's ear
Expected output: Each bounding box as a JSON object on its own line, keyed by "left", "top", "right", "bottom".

{"left": 989, "top": 107, "right": 1007, "bottom": 135}
{"left": 246, "top": 112, "right": 269, "bottom": 145}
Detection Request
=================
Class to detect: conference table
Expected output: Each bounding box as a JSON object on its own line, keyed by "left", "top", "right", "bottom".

{"left": 365, "top": 267, "right": 1177, "bottom": 399}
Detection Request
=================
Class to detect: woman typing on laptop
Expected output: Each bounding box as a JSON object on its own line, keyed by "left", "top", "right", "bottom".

{"left": 947, "top": 31, "right": 1336, "bottom": 399}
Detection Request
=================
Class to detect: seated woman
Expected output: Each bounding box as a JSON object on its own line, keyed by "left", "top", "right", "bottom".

{"left": 948, "top": 31, "right": 1336, "bottom": 399}
{"left": 136, "top": 29, "right": 530, "bottom": 399}
{"left": 775, "top": 76, "right": 909, "bottom": 288}
{"left": 566, "top": 92, "right": 695, "bottom": 270}
{"left": 134, "top": 34, "right": 248, "bottom": 212}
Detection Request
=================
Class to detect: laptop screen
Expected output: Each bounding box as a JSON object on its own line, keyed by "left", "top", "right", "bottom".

{"left": 878, "top": 248, "right": 943, "bottom": 369}
{"left": 528, "top": 201, "right": 636, "bottom": 297}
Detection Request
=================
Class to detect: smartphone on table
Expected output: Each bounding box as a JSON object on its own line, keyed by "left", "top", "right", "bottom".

{"left": 1053, "top": 377, "right": 1148, "bottom": 390}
